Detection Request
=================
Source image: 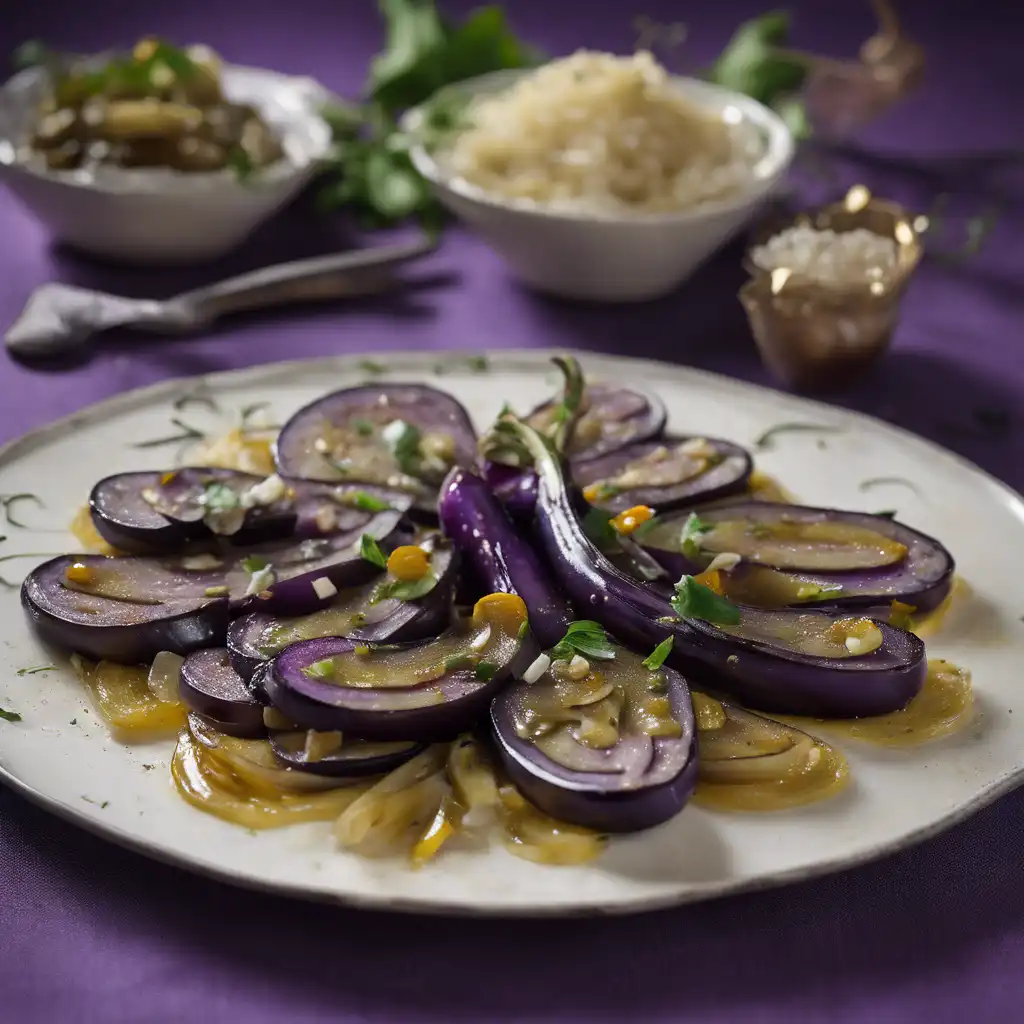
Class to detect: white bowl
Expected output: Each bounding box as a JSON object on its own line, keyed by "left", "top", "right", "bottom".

{"left": 0, "top": 63, "right": 333, "bottom": 263}
{"left": 404, "top": 70, "right": 794, "bottom": 302}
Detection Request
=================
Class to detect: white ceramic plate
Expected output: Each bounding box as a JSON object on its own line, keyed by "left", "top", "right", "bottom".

{"left": 1, "top": 350, "right": 1022, "bottom": 916}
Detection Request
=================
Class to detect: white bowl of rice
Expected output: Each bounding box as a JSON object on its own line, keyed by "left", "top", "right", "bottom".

{"left": 404, "top": 51, "right": 794, "bottom": 302}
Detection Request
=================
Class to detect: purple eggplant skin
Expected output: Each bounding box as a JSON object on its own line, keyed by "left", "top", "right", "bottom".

{"left": 508, "top": 418, "right": 927, "bottom": 719}
{"left": 20, "top": 504, "right": 412, "bottom": 665}
{"left": 226, "top": 543, "right": 459, "bottom": 682}
{"left": 572, "top": 436, "right": 754, "bottom": 514}
{"left": 640, "top": 502, "right": 955, "bottom": 613}
{"left": 273, "top": 383, "right": 478, "bottom": 515}
{"left": 90, "top": 470, "right": 412, "bottom": 555}
{"left": 491, "top": 660, "right": 698, "bottom": 833}
{"left": 479, "top": 461, "right": 540, "bottom": 522}
{"left": 438, "top": 468, "right": 572, "bottom": 648}
{"left": 268, "top": 732, "right": 425, "bottom": 777}
{"left": 527, "top": 382, "right": 667, "bottom": 462}
{"left": 21, "top": 555, "right": 230, "bottom": 663}
{"left": 179, "top": 647, "right": 266, "bottom": 738}
{"left": 264, "top": 635, "right": 524, "bottom": 742}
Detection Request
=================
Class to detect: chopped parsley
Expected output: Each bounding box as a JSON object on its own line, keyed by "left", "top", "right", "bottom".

{"left": 474, "top": 661, "right": 499, "bottom": 682}
{"left": 200, "top": 481, "right": 240, "bottom": 511}
{"left": 0, "top": 707, "right": 22, "bottom": 723}
{"left": 581, "top": 507, "right": 618, "bottom": 549}
{"left": 357, "top": 359, "right": 387, "bottom": 375}
{"left": 875, "top": 510, "right": 898, "bottom": 519}
{"left": 372, "top": 572, "right": 438, "bottom": 603}
{"left": 359, "top": 534, "right": 389, "bottom": 570}
{"left": 16, "top": 664, "right": 55, "bottom": 676}
{"left": 679, "top": 513, "right": 713, "bottom": 560}
{"left": 353, "top": 418, "right": 375, "bottom": 437}
{"left": 642, "top": 637, "right": 674, "bottom": 671}
{"left": 302, "top": 658, "right": 336, "bottom": 680}
{"left": 381, "top": 419, "right": 422, "bottom": 475}
{"left": 443, "top": 653, "right": 478, "bottom": 672}
{"left": 241, "top": 555, "right": 268, "bottom": 574}
{"left": 550, "top": 620, "right": 616, "bottom": 662}
{"left": 670, "top": 576, "right": 742, "bottom": 626}
{"left": 348, "top": 490, "right": 391, "bottom": 513}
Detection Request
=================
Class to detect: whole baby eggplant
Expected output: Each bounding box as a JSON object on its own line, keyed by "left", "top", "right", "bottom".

{"left": 90, "top": 470, "right": 412, "bottom": 554}
{"left": 503, "top": 417, "right": 928, "bottom": 719}
{"left": 637, "top": 502, "right": 954, "bottom": 613}
{"left": 438, "top": 467, "right": 572, "bottom": 648}
{"left": 572, "top": 435, "right": 753, "bottom": 514}
{"left": 273, "top": 383, "right": 478, "bottom": 515}
{"left": 491, "top": 646, "right": 699, "bottom": 833}
{"left": 226, "top": 541, "right": 458, "bottom": 682}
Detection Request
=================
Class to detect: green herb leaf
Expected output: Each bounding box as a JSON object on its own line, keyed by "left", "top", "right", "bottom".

{"left": 709, "top": 12, "right": 808, "bottom": 107}
{"left": 349, "top": 490, "right": 392, "bottom": 513}
{"left": 875, "top": 510, "right": 898, "bottom": 519}
{"left": 671, "top": 576, "right": 742, "bottom": 625}
{"left": 794, "top": 581, "right": 844, "bottom": 600}
{"left": 360, "top": 534, "right": 389, "bottom": 570}
{"left": 373, "top": 571, "right": 438, "bottom": 603}
{"left": 754, "top": 422, "right": 842, "bottom": 450}
{"left": 302, "top": 658, "right": 336, "bottom": 680}
{"left": 357, "top": 359, "right": 388, "bottom": 375}
{"left": 241, "top": 555, "right": 268, "bottom": 574}
{"left": 772, "top": 93, "right": 811, "bottom": 139}
{"left": 474, "top": 661, "right": 499, "bottom": 681}
{"left": 581, "top": 507, "right": 618, "bottom": 550}
{"left": 382, "top": 419, "right": 422, "bottom": 475}
{"left": 642, "top": 637, "right": 674, "bottom": 671}
{"left": 550, "top": 620, "right": 616, "bottom": 662}
{"left": 443, "top": 653, "right": 478, "bottom": 671}
{"left": 353, "top": 418, "right": 375, "bottom": 437}
{"left": 679, "top": 513, "right": 712, "bottom": 559}
{"left": 16, "top": 664, "right": 55, "bottom": 676}
{"left": 0, "top": 707, "right": 22, "bottom": 723}
{"left": 582, "top": 481, "right": 620, "bottom": 505}
{"left": 200, "top": 482, "right": 240, "bottom": 512}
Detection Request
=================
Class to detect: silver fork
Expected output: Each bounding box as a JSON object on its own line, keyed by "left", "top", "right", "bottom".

{"left": 4, "top": 237, "right": 436, "bottom": 359}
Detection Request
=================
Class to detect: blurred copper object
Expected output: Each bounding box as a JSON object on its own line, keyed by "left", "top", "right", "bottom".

{"left": 739, "top": 185, "right": 923, "bottom": 393}
{"left": 802, "top": 0, "right": 925, "bottom": 137}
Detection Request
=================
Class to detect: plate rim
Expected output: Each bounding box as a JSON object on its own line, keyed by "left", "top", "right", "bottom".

{"left": 2, "top": 347, "right": 1023, "bottom": 918}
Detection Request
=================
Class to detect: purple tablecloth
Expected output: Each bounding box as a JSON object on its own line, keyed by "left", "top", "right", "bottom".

{"left": 2, "top": 2, "right": 1023, "bottom": 1021}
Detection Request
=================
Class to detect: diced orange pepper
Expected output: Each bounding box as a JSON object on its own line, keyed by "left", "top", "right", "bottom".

{"left": 160, "top": 471, "right": 177, "bottom": 486}
{"left": 386, "top": 545, "right": 430, "bottom": 582}
{"left": 694, "top": 569, "right": 723, "bottom": 594}
{"left": 582, "top": 484, "right": 602, "bottom": 504}
{"left": 64, "top": 561, "right": 96, "bottom": 585}
{"left": 472, "top": 592, "right": 528, "bottom": 633}
{"left": 610, "top": 505, "right": 654, "bottom": 536}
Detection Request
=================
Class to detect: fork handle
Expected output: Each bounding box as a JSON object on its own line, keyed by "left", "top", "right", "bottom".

{"left": 171, "top": 238, "right": 436, "bottom": 323}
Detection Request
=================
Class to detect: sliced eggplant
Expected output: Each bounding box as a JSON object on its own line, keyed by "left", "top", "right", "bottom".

{"left": 226, "top": 541, "right": 458, "bottom": 681}
{"left": 503, "top": 412, "right": 927, "bottom": 719}
{"left": 492, "top": 644, "right": 698, "bottom": 833}
{"left": 573, "top": 436, "right": 753, "bottom": 514}
{"left": 269, "top": 730, "right": 423, "bottom": 777}
{"left": 638, "top": 502, "right": 954, "bottom": 612}
{"left": 21, "top": 555, "right": 230, "bottom": 663}
{"left": 438, "top": 468, "right": 572, "bottom": 648}
{"left": 90, "top": 469, "right": 411, "bottom": 554}
{"left": 273, "top": 383, "right": 478, "bottom": 514}
{"left": 21, "top": 511, "right": 412, "bottom": 664}
{"left": 179, "top": 647, "right": 265, "bottom": 738}
{"left": 526, "top": 382, "right": 666, "bottom": 462}
{"left": 263, "top": 593, "right": 530, "bottom": 741}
